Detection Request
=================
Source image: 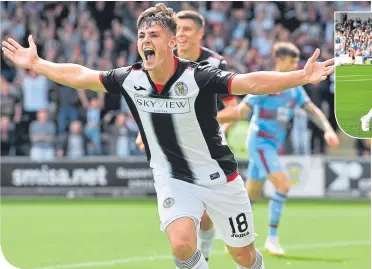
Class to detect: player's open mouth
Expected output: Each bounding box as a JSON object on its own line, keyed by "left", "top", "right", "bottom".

{"left": 144, "top": 48, "right": 156, "bottom": 62}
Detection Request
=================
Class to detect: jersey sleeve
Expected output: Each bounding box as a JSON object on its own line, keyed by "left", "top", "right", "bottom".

{"left": 220, "top": 94, "right": 236, "bottom": 103}
{"left": 296, "top": 86, "right": 311, "bottom": 107}
{"left": 218, "top": 59, "right": 235, "bottom": 102}
{"left": 194, "top": 61, "right": 237, "bottom": 95}
{"left": 242, "top": 94, "right": 262, "bottom": 107}
{"left": 99, "top": 66, "right": 131, "bottom": 94}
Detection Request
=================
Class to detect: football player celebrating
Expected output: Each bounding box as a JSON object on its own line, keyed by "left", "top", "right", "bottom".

{"left": 2, "top": 4, "right": 334, "bottom": 269}
{"left": 135, "top": 10, "right": 238, "bottom": 261}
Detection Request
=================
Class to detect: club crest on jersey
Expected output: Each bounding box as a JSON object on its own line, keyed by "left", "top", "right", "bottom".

{"left": 163, "top": 197, "right": 175, "bottom": 208}
{"left": 174, "top": 82, "right": 188, "bottom": 96}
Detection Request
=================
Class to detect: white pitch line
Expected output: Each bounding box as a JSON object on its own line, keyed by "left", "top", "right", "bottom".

{"left": 30, "top": 240, "right": 370, "bottom": 269}
{"left": 1, "top": 210, "right": 366, "bottom": 218}
{"left": 4, "top": 212, "right": 369, "bottom": 218}
{"left": 337, "top": 79, "right": 372, "bottom": 82}
{"left": 282, "top": 240, "right": 370, "bottom": 250}
{"left": 337, "top": 75, "right": 372, "bottom": 77}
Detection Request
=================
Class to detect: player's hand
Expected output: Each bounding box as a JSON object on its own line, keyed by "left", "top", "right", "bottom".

{"left": 2, "top": 35, "right": 39, "bottom": 70}
{"left": 135, "top": 132, "right": 145, "bottom": 152}
{"left": 324, "top": 131, "right": 340, "bottom": 148}
{"left": 303, "top": 49, "right": 335, "bottom": 84}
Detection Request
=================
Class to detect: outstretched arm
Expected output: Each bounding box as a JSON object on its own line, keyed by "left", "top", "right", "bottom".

{"left": 303, "top": 102, "right": 340, "bottom": 148}
{"left": 230, "top": 49, "right": 334, "bottom": 95}
{"left": 217, "top": 102, "right": 251, "bottom": 124}
{"left": 2, "top": 35, "right": 105, "bottom": 92}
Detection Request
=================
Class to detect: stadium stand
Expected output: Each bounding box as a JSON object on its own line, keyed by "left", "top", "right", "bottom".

{"left": 1, "top": 1, "right": 371, "bottom": 159}
{"left": 335, "top": 13, "right": 372, "bottom": 57}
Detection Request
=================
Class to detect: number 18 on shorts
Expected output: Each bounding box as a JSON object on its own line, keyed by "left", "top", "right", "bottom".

{"left": 229, "top": 213, "right": 250, "bottom": 238}
{"left": 155, "top": 175, "right": 255, "bottom": 248}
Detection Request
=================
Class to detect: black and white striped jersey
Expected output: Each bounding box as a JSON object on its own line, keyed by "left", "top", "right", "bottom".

{"left": 100, "top": 56, "right": 239, "bottom": 185}
{"left": 174, "top": 46, "right": 233, "bottom": 111}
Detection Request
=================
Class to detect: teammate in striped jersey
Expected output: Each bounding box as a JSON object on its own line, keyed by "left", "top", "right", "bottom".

{"left": 135, "top": 10, "right": 237, "bottom": 261}
{"left": 217, "top": 42, "right": 340, "bottom": 256}
{"left": 2, "top": 4, "right": 334, "bottom": 269}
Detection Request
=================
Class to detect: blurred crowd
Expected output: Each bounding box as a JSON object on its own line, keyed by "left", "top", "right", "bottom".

{"left": 335, "top": 14, "right": 372, "bottom": 56}
{"left": 1, "top": 1, "right": 371, "bottom": 160}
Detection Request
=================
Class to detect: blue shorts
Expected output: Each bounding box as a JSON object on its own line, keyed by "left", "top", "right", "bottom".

{"left": 247, "top": 143, "right": 284, "bottom": 181}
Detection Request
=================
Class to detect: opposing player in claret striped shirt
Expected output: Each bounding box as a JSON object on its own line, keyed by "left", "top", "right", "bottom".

{"left": 2, "top": 3, "right": 335, "bottom": 269}
{"left": 135, "top": 10, "right": 238, "bottom": 262}
{"left": 217, "top": 42, "right": 340, "bottom": 256}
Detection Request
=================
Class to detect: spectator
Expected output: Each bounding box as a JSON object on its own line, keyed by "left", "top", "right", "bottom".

{"left": 99, "top": 90, "right": 122, "bottom": 122}
{"left": 103, "top": 113, "right": 131, "bottom": 157}
{"left": 29, "top": 110, "right": 56, "bottom": 161}
{"left": 324, "top": 10, "right": 334, "bottom": 44}
{"left": 252, "top": 28, "right": 274, "bottom": 57}
{"left": 1, "top": 31, "right": 17, "bottom": 81}
{"left": 111, "top": 19, "right": 135, "bottom": 54}
{"left": 1, "top": 116, "right": 15, "bottom": 156}
{"left": 85, "top": 98, "right": 102, "bottom": 155}
{"left": 127, "top": 41, "right": 139, "bottom": 64}
{"left": 0, "top": 76, "right": 22, "bottom": 154}
{"left": 230, "top": 9, "right": 251, "bottom": 40}
{"left": 121, "top": 96, "right": 130, "bottom": 114}
{"left": 0, "top": 76, "right": 22, "bottom": 123}
{"left": 56, "top": 84, "right": 80, "bottom": 134}
{"left": 101, "top": 35, "right": 116, "bottom": 63}
{"left": 126, "top": 113, "right": 143, "bottom": 156}
{"left": 250, "top": 9, "right": 274, "bottom": 39}
{"left": 297, "top": 8, "right": 322, "bottom": 40}
{"left": 204, "top": 2, "right": 226, "bottom": 25}
{"left": 244, "top": 48, "right": 263, "bottom": 73}
{"left": 118, "top": 2, "right": 138, "bottom": 33}
{"left": 97, "top": 54, "right": 120, "bottom": 120}
{"left": 88, "top": 2, "right": 115, "bottom": 33}
{"left": 56, "top": 121, "right": 90, "bottom": 159}
{"left": 20, "top": 70, "right": 49, "bottom": 134}
{"left": 209, "top": 24, "right": 226, "bottom": 54}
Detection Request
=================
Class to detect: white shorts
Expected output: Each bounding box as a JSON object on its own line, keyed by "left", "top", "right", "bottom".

{"left": 154, "top": 175, "right": 255, "bottom": 247}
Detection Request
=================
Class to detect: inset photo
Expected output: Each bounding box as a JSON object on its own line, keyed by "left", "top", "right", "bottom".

{"left": 335, "top": 12, "right": 372, "bottom": 138}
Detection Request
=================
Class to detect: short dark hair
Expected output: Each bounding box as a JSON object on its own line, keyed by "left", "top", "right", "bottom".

{"left": 273, "top": 42, "right": 300, "bottom": 58}
{"left": 137, "top": 3, "right": 177, "bottom": 35}
{"left": 176, "top": 10, "right": 205, "bottom": 29}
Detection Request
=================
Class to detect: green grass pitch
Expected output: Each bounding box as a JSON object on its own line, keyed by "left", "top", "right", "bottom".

{"left": 335, "top": 65, "right": 372, "bottom": 138}
{"left": 1, "top": 199, "right": 370, "bottom": 269}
